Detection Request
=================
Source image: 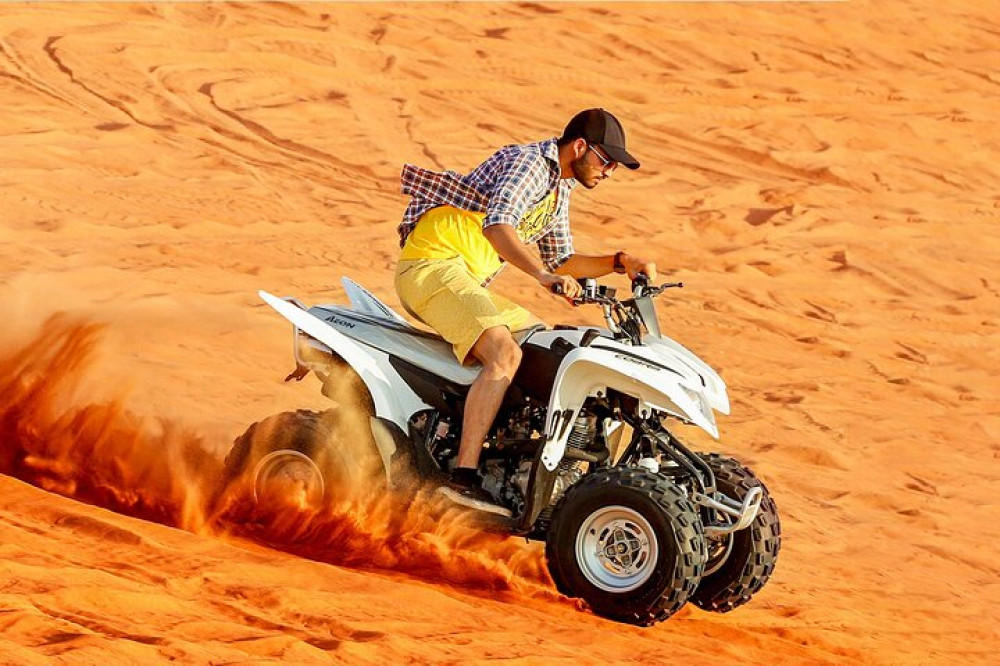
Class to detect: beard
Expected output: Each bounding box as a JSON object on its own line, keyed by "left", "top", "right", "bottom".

{"left": 570, "top": 155, "right": 598, "bottom": 189}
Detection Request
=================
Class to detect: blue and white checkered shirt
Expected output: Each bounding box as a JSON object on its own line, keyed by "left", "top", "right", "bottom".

{"left": 398, "top": 137, "right": 577, "bottom": 271}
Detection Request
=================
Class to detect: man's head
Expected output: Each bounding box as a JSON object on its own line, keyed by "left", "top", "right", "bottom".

{"left": 558, "top": 108, "right": 640, "bottom": 189}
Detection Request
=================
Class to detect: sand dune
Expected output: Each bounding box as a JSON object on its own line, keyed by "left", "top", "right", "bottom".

{"left": 1, "top": 1, "right": 998, "bottom": 663}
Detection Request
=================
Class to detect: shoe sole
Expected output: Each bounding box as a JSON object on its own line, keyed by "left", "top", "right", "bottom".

{"left": 437, "top": 487, "right": 513, "bottom": 517}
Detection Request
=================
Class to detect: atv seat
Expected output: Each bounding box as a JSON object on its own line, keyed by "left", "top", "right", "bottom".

{"left": 395, "top": 319, "right": 546, "bottom": 348}
{"left": 306, "top": 279, "right": 547, "bottom": 385}
{"left": 332, "top": 277, "right": 547, "bottom": 347}
{"left": 315, "top": 303, "right": 545, "bottom": 348}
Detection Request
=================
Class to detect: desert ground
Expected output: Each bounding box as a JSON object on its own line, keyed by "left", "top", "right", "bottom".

{"left": 1, "top": 1, "right": 998, "bottom": 664}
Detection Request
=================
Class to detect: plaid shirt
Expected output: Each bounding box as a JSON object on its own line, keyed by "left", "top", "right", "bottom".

{"left": 398, "top": 137, "right": 576, "bottom": 271}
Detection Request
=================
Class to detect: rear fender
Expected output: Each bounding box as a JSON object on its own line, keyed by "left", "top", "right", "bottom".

{"left": 259, "top": 291, "right": 427, "bottom": 430}
{"left": 540, "top": 347, "right": 718, "bottom": 471}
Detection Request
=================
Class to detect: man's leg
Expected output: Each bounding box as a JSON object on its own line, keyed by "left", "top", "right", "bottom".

{"left": 454, "top": 325, "right": 523, "bottom": 470}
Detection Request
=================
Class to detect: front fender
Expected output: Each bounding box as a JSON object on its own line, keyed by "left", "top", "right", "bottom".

{"left": 540, "top": 346, "right": 718, "bottom": 471}
{"left": 645, "top": 333, "right": 730, "bottom": 415}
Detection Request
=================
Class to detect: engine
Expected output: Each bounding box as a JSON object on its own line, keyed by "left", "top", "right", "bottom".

{"left": 488, "top": 412, "right": 597, "bottom": 517}
{"left": 423, "top": 401, "right": 606, "bottom": 520}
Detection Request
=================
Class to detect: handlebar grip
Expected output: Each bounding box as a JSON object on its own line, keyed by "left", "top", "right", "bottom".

{"left": 550, "top": 283, "right": 565, "bottom": 295}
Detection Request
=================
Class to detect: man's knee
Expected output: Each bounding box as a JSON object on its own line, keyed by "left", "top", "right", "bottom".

{"left": 474, "top": 327, "right": 522, "bottom": 377}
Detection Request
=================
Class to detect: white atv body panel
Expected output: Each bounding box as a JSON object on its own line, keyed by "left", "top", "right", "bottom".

{"left": 644, "top": 334, "right": 730, "bottom": 415}
{"left": 307, "top": 302, "right": 481, "bottom": 385}
{"left": 529, "top": 330, "right": 720, "bottom": 471}
{"left": 259, "top": 290, "right": 427, "bottom": 429}
{"left": 528, "top": 328, "right": 724, "bottom": 413}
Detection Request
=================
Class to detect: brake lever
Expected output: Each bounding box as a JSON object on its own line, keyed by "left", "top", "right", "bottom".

{"left": 643, "top": 281, "right": 685, "bottom": 297}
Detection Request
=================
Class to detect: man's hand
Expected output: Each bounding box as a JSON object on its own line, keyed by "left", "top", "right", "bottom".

{"left": 621, "top": 253, "right": 657, "bottom": 282}
{"left": 538, "top": 272, "right": 582, "bottom": 299}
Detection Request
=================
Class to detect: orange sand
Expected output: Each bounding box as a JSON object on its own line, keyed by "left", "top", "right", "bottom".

{"left": 1, "top": 1, "right": 998, "bottom": 663}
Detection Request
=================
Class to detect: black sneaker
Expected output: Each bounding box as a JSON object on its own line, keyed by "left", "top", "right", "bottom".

{"left": 437, "top": 470, "right": 512, "bottom": 517}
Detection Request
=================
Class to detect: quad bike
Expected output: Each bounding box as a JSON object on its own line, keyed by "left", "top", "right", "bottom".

{"left": 218, "top": 275, "right": 781, "bottom": 625}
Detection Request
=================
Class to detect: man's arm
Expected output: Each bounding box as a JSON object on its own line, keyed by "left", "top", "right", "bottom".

{"left": 556, "top": 252, "right": 658, "bottom": 281}
{"left": 483, "top": 225, "right": 582, "bottom": 297}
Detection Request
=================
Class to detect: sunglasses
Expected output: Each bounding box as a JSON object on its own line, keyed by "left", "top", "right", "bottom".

{"left": 587, "top": 143, "right": 618, "bottom": 173}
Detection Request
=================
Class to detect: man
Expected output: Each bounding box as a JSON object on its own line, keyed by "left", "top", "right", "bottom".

{"left": 395, "top": 108, "right": 657, "bottom": 513}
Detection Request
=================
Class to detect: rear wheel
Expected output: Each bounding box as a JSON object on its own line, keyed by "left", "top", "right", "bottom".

{"left": 212, "top": 409, "right": 372, "bottom": 517}
{"left": 690, "top": 454, "right": 781, "bottom": 612}
{"left": 545, "top": 468, "right": 706, "bottom": 626}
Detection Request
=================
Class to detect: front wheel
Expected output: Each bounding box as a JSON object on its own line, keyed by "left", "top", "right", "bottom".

{"left": 690, "top": 454, "right": 781, "bottom": 612}
{"left": 545, "top": 468, "right": 707, "bottom": 626}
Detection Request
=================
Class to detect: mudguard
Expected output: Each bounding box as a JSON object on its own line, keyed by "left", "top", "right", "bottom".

{"left": 259, "top": 290, "right": 426, "bottom": 430}
{"left": 645, "top": 333, "right": 730, "bottom": 414}
{"left": 540, "top": 346, "right": 718, "bottom": 471}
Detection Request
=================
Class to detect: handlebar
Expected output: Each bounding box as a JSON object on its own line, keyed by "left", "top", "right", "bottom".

{"left": 549, "top": 276, "right": 685, "bottom": 345}
{"left": 632, "top": 273, "right": 684, "bottom": 298}
{"left": 551, "top": 275, "right": 683, "bottom": 305}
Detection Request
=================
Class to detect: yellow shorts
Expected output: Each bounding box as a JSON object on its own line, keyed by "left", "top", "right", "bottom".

{"left": 395, "top": 256, "right": 539, "bottom": 364}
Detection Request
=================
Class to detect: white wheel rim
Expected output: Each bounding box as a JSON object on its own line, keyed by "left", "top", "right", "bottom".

{"left": 251, "top": 449, "right": 325, "bottom": 507}
{"left": 576, "top": 505, "right": 659, "bottom": 593}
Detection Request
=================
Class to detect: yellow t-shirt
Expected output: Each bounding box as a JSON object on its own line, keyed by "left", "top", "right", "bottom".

{"left": 400, "top": 191, "right": 558, "bottom": 284}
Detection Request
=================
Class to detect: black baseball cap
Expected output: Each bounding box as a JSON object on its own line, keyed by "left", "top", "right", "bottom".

{"left": 561, "top": 108, "right": 640, "bottom": 170}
